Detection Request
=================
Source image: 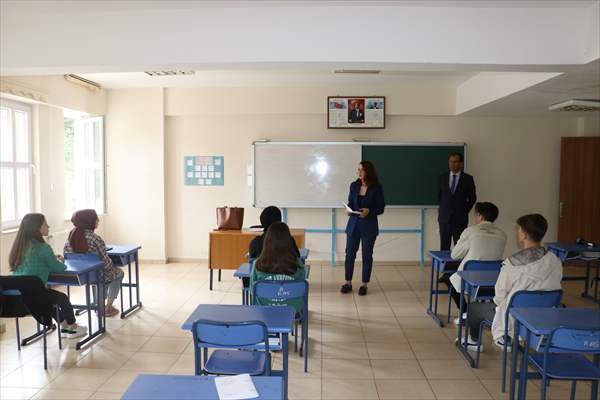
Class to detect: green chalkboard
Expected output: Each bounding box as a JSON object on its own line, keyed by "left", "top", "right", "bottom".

{"left": 362, "top": 145, "right": 465, "bottom": 206}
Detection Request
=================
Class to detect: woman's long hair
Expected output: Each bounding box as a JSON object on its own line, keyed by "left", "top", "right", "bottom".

{"left": 9, "top": 213, "right": 46, "bottom": 271}
{"left": 255, "top": 222, "right": 298, "bottom": 275}
{"left": 357, "top": 160, "right": 380, "bottom": 187}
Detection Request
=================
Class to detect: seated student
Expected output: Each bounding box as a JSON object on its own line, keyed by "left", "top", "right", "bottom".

{"left": 64, "top": 209, "right": 124, "bottom": 318}
{"left": 250, "top": 222, "right": 306, "bottom": 313}
{"left": 445, "top": 202, "right": 507, "bottom": 321}
{"left": 10, "top": 213, "right": 87, "bottom": 338}
{"left": 464, "top": 214, "right": 562, "bottom": 351}
{"left": 249, "top": 206, "right": 299, "bottom": 259}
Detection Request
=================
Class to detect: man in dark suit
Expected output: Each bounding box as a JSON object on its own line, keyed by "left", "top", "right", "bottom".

{"left": 437, "top": 152, "right": 477, "bottom": 250}
{"left": 348, "top": 103, "right": 364, "bottom": 123}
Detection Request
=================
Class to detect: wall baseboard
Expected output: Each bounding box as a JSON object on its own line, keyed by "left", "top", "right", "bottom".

{"left": 166, "top": 257, "right": 208, "bottom": 263}
{"left": 140, "top": 258, "right": 168, "bottom": 264}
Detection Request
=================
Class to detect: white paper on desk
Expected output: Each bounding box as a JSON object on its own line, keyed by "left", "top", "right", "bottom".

{"left": 343, "top": 203, "right": 361, "bottom": 215}
{"left": 214, "top": 374, "right": 259, "bottom": 400}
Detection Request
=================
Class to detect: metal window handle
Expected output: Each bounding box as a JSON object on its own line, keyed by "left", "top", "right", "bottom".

{"left": 559, "top": 202, "right": 564, "bottom": 218}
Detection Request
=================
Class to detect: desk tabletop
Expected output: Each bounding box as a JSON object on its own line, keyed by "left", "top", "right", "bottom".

{"left": 546, "top": 242, "right": 600, "bottom": 253}
{"left": 457, "top": 270, "right": 500, "bottom": 287}
{"left": 210, "top": 229, "right": 305, "bottom": 237}
{"left": 429, "top": 250, "right": 455, "bottom": 262}
{"left": 181, "top": 304, "right": 295, "bottom": 333}
{"left": 107, "top": 245, "right": 141, "bottom": 256}
{"left": 234, "top": 263, "right": 311, "bottom": 279}
{"left": 122, "top": 374, "right": 283, "bottom": 400}
{"left": 510, "top": 308, "right": 600, "bottom": 335}
{"left": 60, "top": 258, "right": 104, "bottom": 275}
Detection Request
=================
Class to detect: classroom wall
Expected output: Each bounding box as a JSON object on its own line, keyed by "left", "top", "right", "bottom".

{"left": 0, "top": 76, "right": 107, "bottom": 275}
{"left": 103, "top": 89, "right": 167, "bottom": 262}
{"left": 154, "top": 87, "right": 579, "bottom": 262}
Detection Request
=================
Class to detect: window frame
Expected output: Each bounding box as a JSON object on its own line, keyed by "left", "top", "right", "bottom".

{"left": 0, "top": 99, "right": 34, "bottom": 231}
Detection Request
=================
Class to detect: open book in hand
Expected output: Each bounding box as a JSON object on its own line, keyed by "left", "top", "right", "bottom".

{"left": 343, "top": 203, "right": 361, "bottom": 215}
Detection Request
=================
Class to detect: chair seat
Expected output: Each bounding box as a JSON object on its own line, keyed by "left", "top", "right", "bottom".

{"left": 529, "top": 353, "right": 600, "bottom": 380}
{"left": 205, "top": 350, "right": 268, "bottom": 376}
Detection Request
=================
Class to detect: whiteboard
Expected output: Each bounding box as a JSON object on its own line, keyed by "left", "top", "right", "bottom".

{"left": 253, "top": 142, "right": 361, "bottom": 208}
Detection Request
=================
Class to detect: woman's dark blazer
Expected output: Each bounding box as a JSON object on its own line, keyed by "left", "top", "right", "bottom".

{"left": 345, "top": 181, "right": 385, "bottom": 238}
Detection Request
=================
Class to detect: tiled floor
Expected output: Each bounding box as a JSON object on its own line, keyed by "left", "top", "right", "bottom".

{"left": 0, "top": 262, "right": 597, "bottom": 399}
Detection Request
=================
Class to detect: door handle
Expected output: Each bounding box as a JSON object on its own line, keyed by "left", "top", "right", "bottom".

{"left": 559, "top": 202, "right": 564, "bottom": 218}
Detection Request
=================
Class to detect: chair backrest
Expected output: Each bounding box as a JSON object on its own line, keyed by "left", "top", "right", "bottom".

{"left": 64, "top": 252, "right": 102, "bottom": 261}
{"left": 546, "top": 327, "right": 600, "bottom": 353}
{"left": 252, "top": 279, "right": 308, "bottom": 302}
{"left": 463, "top": 260, "right": 503, "bottom": 271}
{"left": 192, "top": 319, "right": 269, "bottom": 350}
{"left": 508, "top": 290, "right": 563, "bottom": 310}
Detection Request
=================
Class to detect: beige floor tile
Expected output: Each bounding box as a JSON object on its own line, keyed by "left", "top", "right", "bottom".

{"left": 366, "top": 342, "right": 414, "bottom": 359}
{"left": 479, "top": 379, "right": 541, "bottom": 400}
{"left": 404, "top": 328, "right": 451, "bottom": 344}
{"left": 121, "top": 352, "right": 179, "bottom": 372}
{"left": 32, "top": 389, "right": 94, "bottom": 400}
{"left": 88, "top": 392, "right": 122, "bottom": 400}
{"left": 289, "top": 378, "right": 322, "bottom": 400}
{"left": 139, "top": 336, "right": 189, "bottom": 354}
{"left": 375, "top": 379, "right": 436, "bottom": 400}
{"left": 429, "top": 379, "right": 492, "bottom": 400}
{"left": 0, "top": 364, "right": 63, "bottom": 389}
{"left": 322, "top": 358, "right": 373, "bottom": 379}
{"left": 75, "top": 348, "right": 134, "bottom": 369}
{"left": 321, "top": 342, "right": 368, "bottom": 359}
{"left": 0, "top": 387, "right": 40, "bottom": 400}
{"left": 371, "top": 359, "right": 425, "bottom": 379}
{"left": 46, "top": 368, "right": 116, "bottom": 391}
{"left": 322, "top": 379, "right": 378, "bottom": 400}
{"left": 322, "top": 326, "right": 364, "bottom": 342}
{"left": 410, "top": 343, "right": 462, "bottom": 360}
{"left": 396, "top": 317, "right": 441, "bottom": 329}
{"left": 362, "top": 328, "right": 407, "bottom": 343}
{"left": 97, "top": 334, "right": 150, "bottom": 353}
{"left": 419, "top": 359, "right": 477, "bottom": 379}
{"left": 97, "top": 369, "right": 153, "bottom": 393}
{"left": 167, "top": 353, "right": 195, "bottom": 375}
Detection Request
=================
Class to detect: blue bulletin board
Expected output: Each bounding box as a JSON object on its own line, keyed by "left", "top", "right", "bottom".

{"left": 184, "top": 156, "right": 224, "bottom": 186}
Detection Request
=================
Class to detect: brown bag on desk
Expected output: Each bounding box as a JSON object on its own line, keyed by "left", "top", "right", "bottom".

{"left": 216, "top": 207, "right": 244, "bottom": 230}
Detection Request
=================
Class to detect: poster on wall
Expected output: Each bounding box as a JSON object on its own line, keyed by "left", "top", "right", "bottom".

{"left": 327, "top": 96, "right": 385, "bottom": 129}
{"left": 184, "top": 156, "right": 224, "bottom": 186}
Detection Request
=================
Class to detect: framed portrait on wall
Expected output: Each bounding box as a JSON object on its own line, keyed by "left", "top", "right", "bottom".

{"left": 327, "top": 96, "right": 385, "bottom": 129}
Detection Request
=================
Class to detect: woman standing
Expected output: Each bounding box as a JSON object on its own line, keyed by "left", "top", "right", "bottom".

{"left": 341, "top": 160, "right": 385, "bottom": 296}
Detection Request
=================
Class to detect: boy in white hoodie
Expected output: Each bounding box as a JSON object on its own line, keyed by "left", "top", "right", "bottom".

{"left": 464, "top": 213, "right": 563, "bottom": 351}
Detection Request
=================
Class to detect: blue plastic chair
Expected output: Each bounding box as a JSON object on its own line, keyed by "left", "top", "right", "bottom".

{"left": 528, "top": 326, "right": 600, "bottom": 400}
{"left": 192, "top": 319, "right": 271, "bottom": 376}
{"left": 449, "top": 260, "right": 503, "bottom": 323}
{"left": 253, "top": 279, "right": 310, "bottom": 372}
{"left": 474, "top": 289, "right": 563, "bottom": 392}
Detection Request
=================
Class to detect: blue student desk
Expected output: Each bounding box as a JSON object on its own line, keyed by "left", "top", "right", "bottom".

{"left": 456, "top": 270, "right": 500, "bottom": 367}
{"left": 107, "top": 245, "right": 142, "bottom": 318}
{"left": 122, "top": 374, "right": 284, "bottom": 400}
{"left": 181, "top": 304, "right": 295, "bottom": 399}
{"left": 547, "top": 242, "right": 600, "bottom": 302}
{"left": 509, "top": 308, "right": 600, "bottom": 400}
{"left": 427, "top": 250, "right": 461, "bottom": 326}
{"left": 47, "top": 257, "right": 106, "bottom": 350}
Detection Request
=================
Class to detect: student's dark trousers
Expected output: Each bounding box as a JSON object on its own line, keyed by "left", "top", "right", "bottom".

{"left": 345, "top": 227, "right": 377, "bottom": 283}
{"left": 467, "top": 302, "right": 496, "bottom": 338}
{"left": 46, "top": 288, "right": 76, "bottom": 325}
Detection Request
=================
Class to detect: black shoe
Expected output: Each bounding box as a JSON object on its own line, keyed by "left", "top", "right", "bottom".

{"left": 358, "top": 286, "right": 368, "bottom": 296}
{"left": 340, "top": 284, "right": 352, "bottom": 294}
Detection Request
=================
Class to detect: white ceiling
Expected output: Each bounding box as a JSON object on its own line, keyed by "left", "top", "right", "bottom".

{"left": 80, "top": 70, "right": 477, "bottom": 89}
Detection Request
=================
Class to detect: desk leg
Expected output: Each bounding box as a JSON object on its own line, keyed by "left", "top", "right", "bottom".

{"left": 592, "top": 354, "right": 599, "bottom": 400}
{"left": 119, "top": 253, "right": 142, "bottom": 318}
{"left": 282, "top": 332, "right": 289, "bottom": 400}
{"left": 510, "top": 320, "right": 520, "bottom": 400}
{"left": 455, "top": 280, "right": 476, "bottom": 367}
{"left": 209, "top": 268, "right": 213, "bottom": 290}
{"left": 218, "top": 269, "right": 221, "bottom": 281}
{"left": 128, "top": 261, "right": 133, "bottom": 311}
{"left": 426, "top": 260, "right": 444, "bottom": 327}
{"left": 582, "top": 261, "right": 591, "bottom": 298}
{"left": 518, "top": 329, "right": 530, "bottom": 400}
{"left": 135, "top": 253, "right": 140, "bottom": 306}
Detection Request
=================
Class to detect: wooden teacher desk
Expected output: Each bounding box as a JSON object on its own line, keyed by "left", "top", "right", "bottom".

{"left": 208, "top": 229, "right": 305, "bottom": 290}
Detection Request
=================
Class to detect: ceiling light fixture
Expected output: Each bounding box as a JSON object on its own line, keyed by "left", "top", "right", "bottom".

{"left": 548, "top": 99, "right": 600, "bottom": 112}
{"left": 333, "top": 69, "right": 381, "bottom": 74}
{"left": 144, "top": 70, "right": 196, "bottom": 77}
{"left": 64, "top": 74, "right": 101, "bottom": 91}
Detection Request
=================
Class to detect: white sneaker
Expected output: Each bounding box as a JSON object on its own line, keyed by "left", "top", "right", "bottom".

{"left": 453, "top": 313, "right": 468, "bottom": 325}
{"left": 458, "top": 335, "right": 483, "bottom": 352}
{"left": 494, "top": 338, "right": 512, "bottom": 352}
{"left": 61, "top": 325, "right": 87, "bottom": 339}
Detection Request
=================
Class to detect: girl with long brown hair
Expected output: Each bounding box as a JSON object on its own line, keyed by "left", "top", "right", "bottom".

{"left": 250, "top": 222, "right": 305, "bottom": 312}
{"left": 10, "top": 213, "right": 87, "bottom": 338}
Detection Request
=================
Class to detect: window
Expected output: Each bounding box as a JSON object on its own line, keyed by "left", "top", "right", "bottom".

{"left": 64, "top": 110, "right": 105, "bottom": 215}
{"left": 0, "top": 100, "right": 33, "bottom": 230}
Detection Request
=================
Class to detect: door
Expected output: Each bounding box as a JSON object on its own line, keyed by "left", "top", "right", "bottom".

{"left": 558, "top": 136, "right": 600, "bottom": 242}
